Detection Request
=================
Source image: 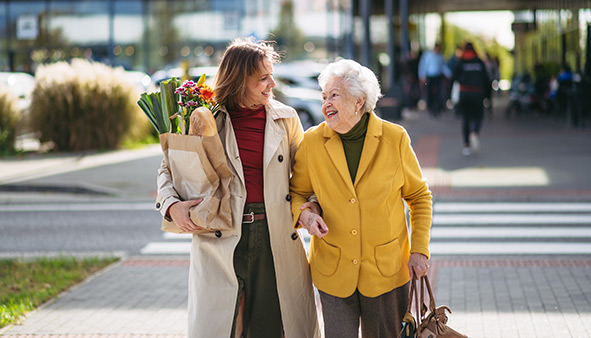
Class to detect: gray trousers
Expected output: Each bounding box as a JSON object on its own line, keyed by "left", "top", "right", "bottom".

{"left": 319, "top": 282, "right": 410, "bottom": 338}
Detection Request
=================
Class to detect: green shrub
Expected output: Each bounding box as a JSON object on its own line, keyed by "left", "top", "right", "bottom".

{"left": 0, "top": 87, "right": 19, "bottom": 155}
{"left": 30, "top": 59, "right": 151, "bottom": 151}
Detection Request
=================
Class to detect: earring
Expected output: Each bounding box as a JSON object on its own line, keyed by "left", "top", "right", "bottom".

{"left": 355, "top": 111, "right": 359, "bottom": 115}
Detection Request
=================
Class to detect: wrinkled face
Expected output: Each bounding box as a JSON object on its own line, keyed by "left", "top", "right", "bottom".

{"left": 321, "top": 76, "right": 365, "bottom": 134}
{"left": 243, "top": 58, "right": 276, "bottom": 109}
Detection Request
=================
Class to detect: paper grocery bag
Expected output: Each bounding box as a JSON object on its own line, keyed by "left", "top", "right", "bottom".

{"left": 159, "top": 133, "right": 233, "bottom": 234}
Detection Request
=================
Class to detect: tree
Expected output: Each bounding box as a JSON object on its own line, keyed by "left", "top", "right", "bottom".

{"left": 268, "top": 0, "right": 305, "bottom": 60}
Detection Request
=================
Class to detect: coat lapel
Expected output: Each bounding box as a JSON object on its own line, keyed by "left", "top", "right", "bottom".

{"left": 323, "top": 126, "right": 356, "bottom": 196}
{"left": 354, "top": 112, "right": 382, "bottom": 187}
{"left": 218, "top": 109, "right": 245, "bottom": 188}
{"left": 263, "top": 101, "right": 288, "bottom": 169}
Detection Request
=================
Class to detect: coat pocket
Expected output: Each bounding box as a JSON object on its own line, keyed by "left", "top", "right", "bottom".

{"left": 312, "top": 239, "right": 341, "bottom": 277}
{"left": 374, "top": 238, "right": 402, "bottom": 277}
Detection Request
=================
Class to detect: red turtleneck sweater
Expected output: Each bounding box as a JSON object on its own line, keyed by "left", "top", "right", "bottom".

{"left": 228, "top": 106, "right": 266, "bottom": 204}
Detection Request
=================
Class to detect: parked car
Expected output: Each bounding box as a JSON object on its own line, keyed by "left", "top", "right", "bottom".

{"left": 123, "top": 70, "right": 155, "bottom": 93}
{"left": 273, "top": 81, "right": 323, "bottom": 130}
{"left": 274, "top": 61, "right": 324, "bottom": 90}
{"left": 0, "top": 72, "right": 35, "bottom": 113}
{"left": 151, "top": 66, "right": 218, "bottom": 87}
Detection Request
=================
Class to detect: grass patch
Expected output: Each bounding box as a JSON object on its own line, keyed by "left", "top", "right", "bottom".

{"left": 0, "top": 256, "right": 119, "bottom": 328}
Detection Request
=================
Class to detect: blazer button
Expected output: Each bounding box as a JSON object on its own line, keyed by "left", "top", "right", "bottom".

{"left": 285, "top": 194, "right": 292, "bottom": 201}
{"left": 291, "top": 232, "right": 298, "bottom": 240}
{"left": 351, "top": 229, "right": 358, "bottom": 235}
{"left": 156, "top": 202, "right": 161, "bottom": 209}
{"left": 278, "top": 155, "right": 284, "bottom": 162}
{"left": 352, "top": 259, "right": 358, "bottom": 265}
{"left": 215, "top": 231, "right": 222, "bottom": 238}
{"left": 349, "top": 198, "right": 356, "bottom": 203}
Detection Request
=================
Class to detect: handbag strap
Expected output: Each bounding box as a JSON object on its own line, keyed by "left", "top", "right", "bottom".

{"left": 422, "top": 275, "right": 437, "bottom": 312}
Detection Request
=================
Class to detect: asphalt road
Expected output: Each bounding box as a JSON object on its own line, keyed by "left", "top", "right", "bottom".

{"left": 0, "top": 204, "right": 162, "bottom": 257}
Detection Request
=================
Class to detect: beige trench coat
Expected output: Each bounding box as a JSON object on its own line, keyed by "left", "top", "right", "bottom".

{"left": 156, "top": 99, "right": 320, "bottom": 338}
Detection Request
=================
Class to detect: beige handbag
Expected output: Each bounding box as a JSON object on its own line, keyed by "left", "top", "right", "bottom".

{"left": 410, "top": 275, "right": 468, "bottom": 338}
{"left": 159, "top": 132, "right": 233, "bottom": 234}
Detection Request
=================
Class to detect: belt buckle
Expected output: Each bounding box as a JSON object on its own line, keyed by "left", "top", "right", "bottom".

{"left": 243, "top": 211, "right": 255, "bottom": 224}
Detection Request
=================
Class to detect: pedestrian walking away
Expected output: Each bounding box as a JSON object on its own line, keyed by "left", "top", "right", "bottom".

{"left": 156, "top": 37, "right": 320, "bottom": 338}
{"left": 418, "top": 43, "right": 451, "bottom": 118}
{"left": 290, "top": 59, "right": 433, "bottom": 338}
{"left": 451, "top": 42, "right": 491, "bottom": 156}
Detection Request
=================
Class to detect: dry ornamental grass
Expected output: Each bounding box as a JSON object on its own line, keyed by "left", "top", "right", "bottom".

{"left": 30, "top": 59, "right": 151, "bottom": 151}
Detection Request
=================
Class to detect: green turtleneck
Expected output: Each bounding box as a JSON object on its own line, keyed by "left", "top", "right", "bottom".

{"left": 339, "top": 113, "right": 369, "bottom": 183}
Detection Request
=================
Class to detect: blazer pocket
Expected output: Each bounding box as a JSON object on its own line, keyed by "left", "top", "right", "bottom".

{"left": 312, "top": 239, "right": 341, "bottom": 277}
{"left": 374, "top": 238, "right": 402, "bottom": 277}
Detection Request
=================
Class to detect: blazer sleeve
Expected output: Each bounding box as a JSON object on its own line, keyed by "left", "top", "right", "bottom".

{"left": 289, "top": 135, "right": 314, "bottom": 229}
{"left": 399, "top": 129, "right": 433, "bottom": 258}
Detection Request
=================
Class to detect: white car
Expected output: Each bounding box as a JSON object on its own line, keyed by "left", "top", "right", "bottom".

{"left": 123, "top": 70, "right": 155, "bottom": 93}
{"left": 0, "top": 72, "right": 36, "bottom": 113}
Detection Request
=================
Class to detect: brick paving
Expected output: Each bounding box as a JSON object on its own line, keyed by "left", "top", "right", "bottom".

{"left": 430, "top": 258, "right": 591, "bottom": 338}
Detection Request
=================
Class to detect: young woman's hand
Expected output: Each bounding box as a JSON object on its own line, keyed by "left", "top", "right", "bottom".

{"left": 169, "top": 199, "right": 205, "bottom": 233}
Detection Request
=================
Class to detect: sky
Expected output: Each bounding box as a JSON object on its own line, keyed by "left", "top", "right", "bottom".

{"left": 427, "top": 11, "right": 516, "bottom": 49}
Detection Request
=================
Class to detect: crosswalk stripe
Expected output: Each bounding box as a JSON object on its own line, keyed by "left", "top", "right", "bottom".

{"left": 0, "top": 202, "right": 155, "bottom": 212}
{"left": 434, "top": 203, "right": 591, "bottom": 213}
{"left": 140, "top": 202, "right": 591, "bottom": 256}
{"left": 433, "top": 214, "right": 591, "bottom": 225}
{"left": 141, "top": 242, "right": 191, "bottom": 255}
{"left": 430, "top": 242, "right": 591, "bottom": 255}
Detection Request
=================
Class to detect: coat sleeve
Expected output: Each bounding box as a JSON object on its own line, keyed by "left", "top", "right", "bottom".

{"left": 287, "top": 112, "right": 304, "bottom": 169}
{"left": 399, "top": 129, "right": 433, "bottom": 258}
{"left": 155, "top": 158, "right": 181, "bottom": 218}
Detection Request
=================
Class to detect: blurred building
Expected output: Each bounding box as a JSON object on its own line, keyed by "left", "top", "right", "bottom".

{"left": 0, "top": 0, "right": 336, "bottom": 74}
{"left": 1, "top": 0, "right": 590, "bottom": 85}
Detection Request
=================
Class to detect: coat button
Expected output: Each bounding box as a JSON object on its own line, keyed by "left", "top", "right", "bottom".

{"left": 285, "top": 194, "right": 292, "bottom": 201}
{"left": 215, "top": 231, "right": 222, "bottom": 238}
{"left": 352, "top": 259, "right": 358, "bottom": 264}
{"left": 156, "top": 202, "right": 161, "bottom": 209}
{"left": 351, "top": 229, "right": 358, "bottom": 235}
{"left": 291, "top": 232, "right": 298, "bottom": 240}
{"left": 350, "top": 198, "right": 356, "bottom": 203}
{"left": 278, "top": 155, "right": 284, "bottom": 162}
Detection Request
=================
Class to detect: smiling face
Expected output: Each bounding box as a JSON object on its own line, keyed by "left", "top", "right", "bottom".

{"left": 321, "top": 76, "right": 365, "bottom": 134}
{"left": 242, "top": 58, "right": 276, "bottom": 109}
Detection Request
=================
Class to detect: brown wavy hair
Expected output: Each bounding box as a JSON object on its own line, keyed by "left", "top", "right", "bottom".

{"left": 214, "top": 37, "right": 280, "bottom": 111}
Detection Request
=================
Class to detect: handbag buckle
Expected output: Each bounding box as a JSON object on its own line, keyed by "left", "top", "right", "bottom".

{"left": 243, "top": 211, "right": 255, "bottom": 224}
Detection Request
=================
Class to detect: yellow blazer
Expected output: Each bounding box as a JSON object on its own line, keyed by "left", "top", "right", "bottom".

{"left": 290, "top": 112, "right": 432, "bottom": 298}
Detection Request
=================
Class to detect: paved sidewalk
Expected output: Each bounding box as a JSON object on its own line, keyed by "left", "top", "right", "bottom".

{"left": 1, "top": 94, "right": 591, "bottom": 337}
{"left": 2, "top": 256, "right": 590, "bottom": 337}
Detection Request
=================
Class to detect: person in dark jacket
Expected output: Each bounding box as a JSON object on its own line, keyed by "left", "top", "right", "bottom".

{"left": 452, "top": 42, "right": 491, "bottom": 156}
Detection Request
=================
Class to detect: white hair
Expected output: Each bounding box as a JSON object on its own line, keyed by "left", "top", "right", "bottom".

{"left": 318, "top": 59, "right": 383, "bottom": 113}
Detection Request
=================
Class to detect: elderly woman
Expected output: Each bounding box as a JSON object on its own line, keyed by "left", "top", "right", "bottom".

{"left": 156, "top": 38, "right": 320, "bottom": 338}
{"left": 290, "top": 59, "right": 432, "bottom": 337}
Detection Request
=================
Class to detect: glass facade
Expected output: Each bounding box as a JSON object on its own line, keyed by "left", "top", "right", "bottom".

{"left": 0, "top": 0, "right": 340, "bottom": 76}
{"left": 0, "top": 0, "right": 297, "bottom": 75}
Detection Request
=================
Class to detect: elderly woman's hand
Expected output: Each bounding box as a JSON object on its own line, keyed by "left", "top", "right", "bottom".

{"left": 298, "top": 203, "right": 329, "bottom": 238}
{"left": 408, "top": 252, "right": 429, "bottom": 280}
{"left": 169, "top": 199, "right": 205, "bottom": 233}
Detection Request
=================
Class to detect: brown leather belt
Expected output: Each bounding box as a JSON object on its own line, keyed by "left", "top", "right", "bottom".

{"left": 242, "top": 212, "right": 266, "bottom": 223}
